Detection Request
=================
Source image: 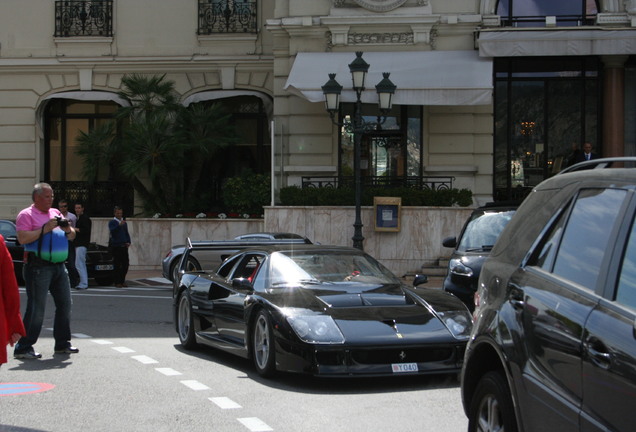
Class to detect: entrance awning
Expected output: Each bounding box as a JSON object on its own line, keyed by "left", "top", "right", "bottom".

{"left": 284, "top": 50, "right": 493, "bottom": 106}
{"left": 478, "top": 29, "right": 636, "bottom": 57}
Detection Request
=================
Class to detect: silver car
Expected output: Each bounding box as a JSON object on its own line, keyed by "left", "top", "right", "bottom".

{"left": 162, "top": 232, "right": 312, "bottom": 282}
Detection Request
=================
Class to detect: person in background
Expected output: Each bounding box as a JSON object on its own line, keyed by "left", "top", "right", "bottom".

{"left": 108, "top": 206, "right": 131, "bottom": 288}
{"left": 58, "top": 199, "right": 79, "bottom": 288}
{"left": 14, "top": 183, "right": 78, "bottom": 359}
{"left": 57, "top": 199, "right": 77, "bottom": 228}
{"left": 73, "top": 202, "right": 91, "bottom": 290}
{"left": 1, "top": 235, "right": 26, "bottom": 368}
{"left": 573, "top": 142, "right": 599, "bottom": 163}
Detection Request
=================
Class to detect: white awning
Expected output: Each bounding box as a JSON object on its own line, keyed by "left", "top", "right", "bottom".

{"left": 182, "top": 90, "right": 273, "bottom": 118}
{"left": 478, "top": 29, "right": 636, "bottom": 57}
{"left": 284, "top": 50, "right": 493, "bottom": 106}
{"left": 41, "top": 91, "right": 130, "bottom": 107}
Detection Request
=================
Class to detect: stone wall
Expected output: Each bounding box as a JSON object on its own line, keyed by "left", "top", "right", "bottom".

{"left": 91, "top": 206, "right": 473, "bottom": 276}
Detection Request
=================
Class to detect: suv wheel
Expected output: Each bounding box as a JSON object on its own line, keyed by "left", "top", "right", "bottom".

{"left": 468, "top": 371, "right": 517, "bottom": 432}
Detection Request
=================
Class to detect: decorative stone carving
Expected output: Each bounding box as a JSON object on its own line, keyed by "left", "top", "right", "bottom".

{"left": 333, "top": 0, "right": 428, "bottom": 7}
{"left": 352, "top": 0, "right": 408, "bottom": 12}
{"left": 348, "top": 32, "right": 414, "bottom": 44}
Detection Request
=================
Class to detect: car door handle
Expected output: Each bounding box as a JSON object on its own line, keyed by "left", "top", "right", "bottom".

{"left": 585, "top": 337, "right": 611, "bottom": 370}
{"left": 508, "top": 284, "right": 525, "bottom": 310}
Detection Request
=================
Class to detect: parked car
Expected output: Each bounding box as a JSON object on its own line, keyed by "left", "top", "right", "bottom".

{"left": 173, "top": 243, "right": 472, "bottom": 378}
{"left": 162, "top": 232, "right": 312, "bottom": 283}
{"left": 0, "top": 219, "right": 114, "bottom": 286}
{"left": 461, "top": 158, "right": 636, "bottom": 432}
{"left": 442, "top": 204, "right": 517, "bottom": 311}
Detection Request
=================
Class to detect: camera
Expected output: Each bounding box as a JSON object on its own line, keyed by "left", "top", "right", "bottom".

{"left": 55, "top": 216, "right": 69, "bottom": 228}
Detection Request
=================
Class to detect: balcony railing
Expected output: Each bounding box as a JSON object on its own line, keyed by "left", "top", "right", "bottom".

{"left": 48, "top": 181, "right": 133, "bottom": 217}
{"left": 301, "top": 176, "right": 455, "bottom": 191}
{"left": 198, "top": 0, "right": 257, "bottom": 34}
{"left": 54, "top": 0, "right": 114, "bottom": 37}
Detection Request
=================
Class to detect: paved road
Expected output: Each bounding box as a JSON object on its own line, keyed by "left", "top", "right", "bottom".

{"left": 1, "top": 282, "right": 467, "bottom": 432}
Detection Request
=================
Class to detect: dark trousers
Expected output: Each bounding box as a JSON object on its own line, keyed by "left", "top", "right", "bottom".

{"left": 15, "top": 262, "right": 72, "bottom": 353}
{"left": 111, "top": 246, "right": 129, "bottom": 285}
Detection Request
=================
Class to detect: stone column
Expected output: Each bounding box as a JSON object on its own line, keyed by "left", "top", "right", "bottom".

{"left": 602, "top": 56, "right": 628, "bottom": 158}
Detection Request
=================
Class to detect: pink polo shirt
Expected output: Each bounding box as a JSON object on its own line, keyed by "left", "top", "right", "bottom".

{"left": 16, "top": 205, "right": 67, "bottom": 263}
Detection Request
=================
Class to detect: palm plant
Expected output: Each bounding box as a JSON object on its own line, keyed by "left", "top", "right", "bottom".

{"left": 75, "top": 73, "right": 238, "bottom": 215}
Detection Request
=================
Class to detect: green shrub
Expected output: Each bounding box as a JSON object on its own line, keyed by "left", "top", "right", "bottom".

{"left": 279, "top": 186, "right": 472, "bottom": 207}
{"left": 223, "top": 173, "right": 271, "bottom": 215}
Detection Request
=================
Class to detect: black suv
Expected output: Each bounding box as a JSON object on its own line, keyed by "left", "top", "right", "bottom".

{"left": 461, "top": 158, "right": 636, "bottom": 432}
{"left": 442, "top": 204, "right": 517, "bottom": 311}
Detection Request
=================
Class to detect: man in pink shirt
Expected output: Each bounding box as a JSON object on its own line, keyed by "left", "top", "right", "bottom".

{"left": 13, "top": 183, "right": 78, "bottom": 360}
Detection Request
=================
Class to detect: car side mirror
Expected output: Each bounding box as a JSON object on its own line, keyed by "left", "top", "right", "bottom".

{"left": 232, "top": 277, "right": 254, "bottom": 292}
{"left": 442, "top": 236, "right": 457, "bottom": 248}
{"left": 413, "top": 274, "right": 428, "bottom": 287}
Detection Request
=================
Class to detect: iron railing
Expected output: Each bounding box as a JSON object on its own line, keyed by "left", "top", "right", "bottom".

{"left": 48, "top": 181, "right": 133, "bottom": 217}
{"left": 301, "top": 176, "right": 454, "bottom": 191}
{"left": 197, "top": 0, "right": 257, "bottom": 34}
{"left": 54, "top": 0, "right": 114, "bottom": 37}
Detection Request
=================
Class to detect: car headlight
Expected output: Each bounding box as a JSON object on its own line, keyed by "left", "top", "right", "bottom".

{"left": 287, "top": 315, "right": 345, "bottom": 344}
{"left": 449, "top": 258, "right": 473, "bottom": 278}
{"left": 437, "top": 310, "right": 472, "bottom": 339}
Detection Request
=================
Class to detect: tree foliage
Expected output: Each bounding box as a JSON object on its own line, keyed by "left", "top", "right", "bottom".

{"left": 75, "top": 74, "right": 237, "bottom": 215}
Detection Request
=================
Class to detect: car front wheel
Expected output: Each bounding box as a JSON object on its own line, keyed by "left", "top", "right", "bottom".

{"left": 177, "top": 291, "right": 198, "bottom": 349}
{"left": 468, "top": 371, "right": 517, "bottom": 432}
{"left": 252, "top": 309, "right": 276, "bottom": 377}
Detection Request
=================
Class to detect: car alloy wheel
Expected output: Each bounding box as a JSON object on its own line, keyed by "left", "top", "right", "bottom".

{"left": 252, "top": 309, "right": 276, "bottom": 377}
{"left": 177, "top": 292, "right": 197, "bottom": 349}
{"left": 469, "top": 371, "right": 517, "bottom": 432}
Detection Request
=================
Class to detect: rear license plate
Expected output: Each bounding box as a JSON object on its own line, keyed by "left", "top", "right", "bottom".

{"left": 392, "top": 363, "right": 418, "bottom": 373}
{"left": 95, "top": 265, "right": 114, "bottom": 271}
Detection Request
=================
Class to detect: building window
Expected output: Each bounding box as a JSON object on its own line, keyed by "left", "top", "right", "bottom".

{"left": 45, "top": 99, "right": 118, "bottom": 182}
{"left": 497, "top": 0, "right": 598, "bottom": 27}
{"left": 197, "top": 0, "right": 257, "bottom": 34}
{"left": 54, "top": 0, "right": 114, "bottom": 37}
{"left": 338, "top": 105, "right": 422, "bottom": 183}
{"left": 493, "top": 57, "right": 600, "bottom": 202}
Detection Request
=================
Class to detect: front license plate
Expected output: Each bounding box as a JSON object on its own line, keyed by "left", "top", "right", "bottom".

{"left": 392, "top": 363, "right": 418, "bottom": 373}
{"left": 95, "top": 265, "right": 114, "bottom": 271}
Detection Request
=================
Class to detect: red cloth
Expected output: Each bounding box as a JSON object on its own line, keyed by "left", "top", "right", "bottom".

{"left": 1, "top": 235, "right": 26, "bottom": 364}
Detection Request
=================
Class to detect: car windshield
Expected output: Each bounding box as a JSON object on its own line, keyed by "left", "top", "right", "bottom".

{"left": 266, "top": 251, "right": 400, "bottom": 286}
{"left": 457, "top": 210, "right": 515, "bottom": 252}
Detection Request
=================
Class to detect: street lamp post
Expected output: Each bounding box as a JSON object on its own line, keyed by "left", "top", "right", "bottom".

{"left": 322, "top": 52, "right": 396, "bottom": 250}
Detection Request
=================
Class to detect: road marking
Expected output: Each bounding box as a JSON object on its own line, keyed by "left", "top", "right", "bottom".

{"left": 210, "top": 397, "right": 242, "bottom": 409}
{"left": 180, "top": 380, "right": 210, "bottom": 391}
{"left": 132, "top": 355, "right": 158, "bottom": 364}
{"left": 238, "top": 417, "right": 273, "bottom": 431}
{"left": 72, "top": 333, "right": 92, "bottom": 338}
{"left": 91, "top": 339, "right": 113, "bottom": 345}
{"left": 156, "top": 367, "right": 182, "bottom": 376}
{"left": 112, "top": 346, "right": 135, "bottom": 353}
{"left": 0, "top": 382, "right": 55, "bottom": 397}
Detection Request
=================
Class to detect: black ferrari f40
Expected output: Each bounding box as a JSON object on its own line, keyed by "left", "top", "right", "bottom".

{"left": 173, "top": 242, "right": 472, "bottom": 378}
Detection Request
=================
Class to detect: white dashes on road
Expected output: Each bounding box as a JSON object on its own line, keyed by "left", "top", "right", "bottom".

{"left": 91, "top": 339, "right": 114, "bottom": 345}
{"left": 111, "top": 346, "right": 135, "bottom": 353}
{"left": 72, "top": 333, "right": 92, "bottom": 338}
{"left": 131, "top": 355, "right": 158, "bottom": 364}
{"left": 180, "top": 380, "right": 210, "bottom": 391}
{"left": 238, "top": 417, "right": 273, "bottom": 432}
{"left": 210, "top": 397, "right": 242, "bottom": 409}
{"left": 155, "top": 367, "right": 182, "bottom": 376}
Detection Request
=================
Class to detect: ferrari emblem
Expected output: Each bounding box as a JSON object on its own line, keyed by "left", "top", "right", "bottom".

{"left": 398, "top": 351, "right": 407, "bottom": 361}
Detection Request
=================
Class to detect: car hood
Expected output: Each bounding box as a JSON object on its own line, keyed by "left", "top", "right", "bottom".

{"left": 262, "top": 283, "right": 465, "bottom": 343}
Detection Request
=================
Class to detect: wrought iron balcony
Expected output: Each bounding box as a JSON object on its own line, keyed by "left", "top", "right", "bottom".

{"left": 48, "top": 181, "right": 133, "bottom": 217}
{"left": 54, "top": 0, "right": 113, "bottom": 37}
{"left": 198, "top": 0, "right": 257, "bottom": 34}
{"left": 301, "top": 176, "right": 455, "bottom": 191}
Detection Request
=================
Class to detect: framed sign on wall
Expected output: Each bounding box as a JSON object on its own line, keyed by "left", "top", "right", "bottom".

{"left": 374, "top": 197, "right": 401, "bottom": 232}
